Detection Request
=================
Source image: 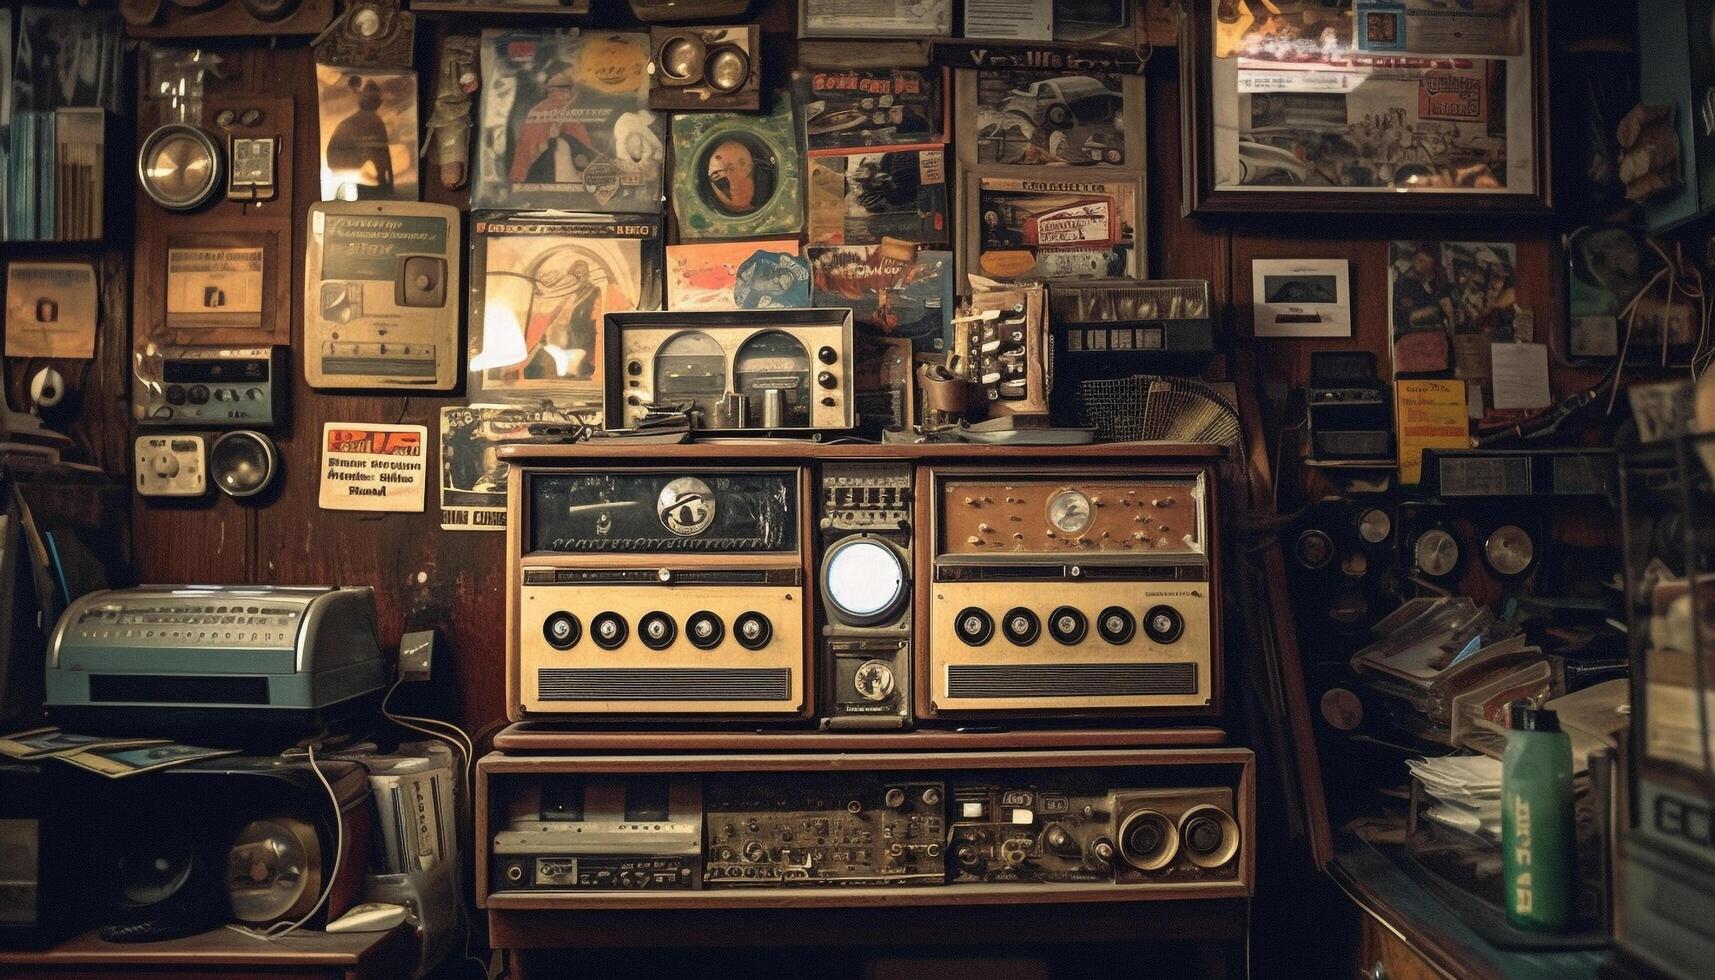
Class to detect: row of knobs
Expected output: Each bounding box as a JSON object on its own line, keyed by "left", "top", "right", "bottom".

{"left": 164, "top": 384, "right": 265, "bottom": 406}
{"left": 543, "top": 610, "right": 773, "bottom": 651}
{"left": 955, "top": 604, "right": 1184, "bottom": 646}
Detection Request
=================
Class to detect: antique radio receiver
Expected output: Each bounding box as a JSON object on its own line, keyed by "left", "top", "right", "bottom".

{"left": 922, "top": 466, "right": 1217, "bottom": 718}
{"left": 704, "top": 776, "right": 945, "bottom": 886}
{"left": 304, "top": 202, "right": 461, "bottom": 391}
{"left": 492, "top": 776, "right": 702, "bottom": 892}
{"left": 951, "top": 282, "right": 1050, "bottom": 420}
{"left": 1048, "top": 279, "right": 1215, "bottom": 372}
{"left": 132, "top": 345, "right": 287, "bottom": 427}
{"left": 605, "top": 309, "right": 855, "bottom": 434}
{"left": 818, "top": 462, "right": 913, "bottom": 729}
{"left": 510, "top": 466, "right": 810, "bottom": 718}
{"left": 1305, "top": 350, "right": 1393, "bottom": 463}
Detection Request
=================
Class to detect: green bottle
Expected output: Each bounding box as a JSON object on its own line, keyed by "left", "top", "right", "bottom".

{"left": 1501, "top": 702, "right": 1575, "bottom": 931}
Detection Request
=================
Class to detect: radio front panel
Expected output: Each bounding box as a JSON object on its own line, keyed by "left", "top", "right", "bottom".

{"left": 936, "top": 474, "right": 1206, "bottom": 558}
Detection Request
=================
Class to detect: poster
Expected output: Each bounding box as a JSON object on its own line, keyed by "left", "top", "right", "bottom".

{"left": 4, "top": 261, "right": 98, "bottom": 357}
{"left": 318, "top": 423, "right": 428, "bottom": 512}
{"left": 666, "top": 240, "right": 807, "bottom": 311}
{"left": 973, "top": 174, "right": 1138, "bottom": 281}
{"left": 796, "top": 68, "right": 945, "bottom": 151}
{"left": 809, "top": 241, "right": 952, "bottom": 351}
{"left": 164, "top": 248, "right": 264, "bottom": 330}
{"left": 972, "top": 70, "right": 1129, "bottom": 167}
{"left": 315, "top": 64, "right": 419, "bottom": 202}
{"left": 439, "top": 406, "right": 586, "bottom": 531}
{"left": 1395, "top": 378, "right": 1469, "bottom": 485}
{"left": 1387, "top": 240, "right": 1515, "bottom": 375}
{"left": 806, "top": 147, "right": 949, "bottom": 246}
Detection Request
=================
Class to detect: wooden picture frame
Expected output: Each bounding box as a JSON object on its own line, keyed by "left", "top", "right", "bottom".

{"left": 1179, "top": 0, "right": 1551, "bottom": 216}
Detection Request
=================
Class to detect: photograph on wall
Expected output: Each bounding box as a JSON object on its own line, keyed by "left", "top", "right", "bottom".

{"left": 1388, "top": 240, "right": 1516, "bottom": 376}
{"left": 806, "top": 146, "right": 949, "bottom": 246}
{"left": 316, "top": 64, "right": 419, "bottom": 202}
{"left": 475, "top": 30, "right": 663, "bottom": 213}
{"left": 467, "top": 213, "right": 661, "bottom": 411}
{"left": 1250, "top": 258, "right": 1351, "bottom": 338}
{"left": 972, "top": 174, "right": 1138, "bottom": 281}
{"left": 666, "top": 240, "right": 809, "bottom": 311}
{"left": 440, "top": 405, "right": 588, "bottom": 532}
{"left": 809, "top": 240, "right": 952, "bottom": 351}
{"left": 671, "top": 98, "right": 804, "bottom": 240}
{"left": 796, "top": 68, "right": 946, "bottom": 151}
{"left": 971, "top": 70, "right": 1129, "bottom": 167}
{"left": 164, "top": 247, "right": 264, "bottom": 330}
{"left": 1355, "top": 0, "right": 1524, "bottom": 57}
{"left": 4, "top": 261, "right": 98, "bottom": 357}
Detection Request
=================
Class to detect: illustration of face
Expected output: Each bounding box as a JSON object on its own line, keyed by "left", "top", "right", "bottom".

{"left": 708, "top": 139, "right": 757, "bottom": 211}
{"left": 569, "top": 260, "right": 589, "bottom": 286}
{"left": 1411, "top": 249, "right": 1436, "bottom": 278}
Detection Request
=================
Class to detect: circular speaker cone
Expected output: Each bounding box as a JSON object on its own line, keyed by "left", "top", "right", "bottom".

{"left": 705, "top": 46, "right": 750, "bottom": 92}
{"left": 226, "top": 816, "right": 322, "bottom": 925}
{"left": 659, "top": 36, "right": 705, "bottom": 81}
{"left": 116, "top": 846, "right": 197, "bottom": 908}
{"left": 211, "top": 430, "right": 277, "bottom": 498}
{"left": 1117, "top": 810, "right": 1179, "bottom": 872}
{"left": 1178, "top": 805, "right": 1240, "bottom": 869}
{"left": 138, "top": 123, "right": 222, "bottom": 211}
{"left": 822, "top": 537, "right": 907, "bottom": 625}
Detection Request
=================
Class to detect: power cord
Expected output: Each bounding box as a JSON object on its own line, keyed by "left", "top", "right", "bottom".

{"left": 225, "top": 742, "right": 344, "bottom": 942}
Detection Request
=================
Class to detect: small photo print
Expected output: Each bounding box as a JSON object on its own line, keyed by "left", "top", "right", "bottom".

{"left": 316, "top": 65, "right": 420, "bottom": 202}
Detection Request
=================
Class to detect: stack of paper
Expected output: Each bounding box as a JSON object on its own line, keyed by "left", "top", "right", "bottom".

{"left": 1407, "top": 754, "right": 1504, "bottom": 837}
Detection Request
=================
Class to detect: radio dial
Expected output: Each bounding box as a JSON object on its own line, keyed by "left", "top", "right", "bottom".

{"left": 1048, "top": 606, "right": 1087, "bottom": 645}
{"left": 1143, "top": 605, "right": 1184, "bottom": 644}
{"left": 954, "top": 607, "right": 994, "bottom": 645}
{"left": 543, "top": 612, "right": 581, "bottom": 650}
{"left": 591, "top": 612, "right": 629, "bottom": 650}
{"left": 687, "top": 611, "right": 724, "bottom": 649}
{"left": 734, "top": 612, "right": 772, "bottom": 650}
{"left": 1002, "top": 607, "right": 1041, "bottom": 645}
{"left": 188, "top": 385, "right": 210, "bottom": 404}
{"left": 1097, "top": 606, "right": 1135, "bottom": 644}
{"left": 639, "top": 612, "right": 676, "bottom": 650}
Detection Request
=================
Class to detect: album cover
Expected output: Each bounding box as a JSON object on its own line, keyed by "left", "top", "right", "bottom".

{"left": 796, "top": 68, "right": 946, "bottom": 151}
{"left": 475, "top": 30, "right": 663, "bottom": 213}
{"left": 468, "top": 212, "right": 662, "bottom": 411}
{"left": 809, "top": 240, "right": 952, "bottom": 351}
{"left": 5, "top": 261, "right": 98, "bottom": 358}
{"left": 316, "top": 65, "right": 419, "bottom": 202}
{"left": 440, "top": 405, "right": 588, "bottom": 532}
{"left": 972, "top": 70, "right": 1129, "bottom": 167}
{"left": 806, "top": 146, "right": 949, "bottom": 246}
{"left": 671, "top": 97, "right": 804, "bottom": 240}
{"left": 666, "top": 240, "right": 809, "bottom": 311}
{"left": 971, "top": 174, "right": 1138, "bottom": 281}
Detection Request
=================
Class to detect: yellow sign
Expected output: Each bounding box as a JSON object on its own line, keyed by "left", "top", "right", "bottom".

{"left": 1395, "top": 379, "right": 1469, "bottom": 485}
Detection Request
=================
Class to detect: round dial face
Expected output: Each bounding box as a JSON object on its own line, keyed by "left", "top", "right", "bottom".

{"left": 1484, "top": 524, "right": 1536, "bottom": 577}
{"left": 823, "top": 538, "right": 906, "bottom": 623}
{"left": 1413, "top": 528, "right": 1460, "bottom": 578}
{"left": 1295, "top": 529, "right": 1333, "bottom": 569}
{"left": 1357, "top": 508, "right": 1392, "bottom": 545}
{"left": 141, "top": 126, "right": 219, "bottom": 209}
{"left": 1046, "top": 488, "right": 1093, "bottom": 536}
{"left": 657, "top": 476, "right": 715, "bottom": 536}
{"left": 853, "top": 660, "right": 896, "bottom": 701}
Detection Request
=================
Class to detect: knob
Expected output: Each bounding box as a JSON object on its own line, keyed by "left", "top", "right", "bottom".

{"left": 246, "top": 387, "right": 264, "bottom": 401}
{"left": 1089, "top": 837, "right": 1115, "bottom": 867}
{"left": 1043, "top": 824, "right": 1080, "bottom": 856}
{"left": 956, "top": 845, "right": 982, "bottom": 868}
{"left": 1143, "top": 605, "right": 1184, "bottom": 644}
{"left": 165, "top": 384, "right": 187, "bottom": 405}
{"left": 884, "top": 788, "right": 906, "bottom": 809}
{"left": 734, "top": 612, "right": 772, "bottom": 650}
{"left": 591, "top": 612, "right": 628, "bottom": 650}
{"left": 188, "top": 384, "right": 210, "bottom": 404}
{"left": 1001, "top": 607, "right": 1040, "bottom": 646}
{"left": 817, "top": 371, "right": 837, "bottom": 389}
{"left": 542, "top": 612, "right": 581, "bottom": 650}
{"left": 921, "top": 787, "right": 941, "bottom": 806}
{"left": 1097, "top": 606, "right": 1135, "bottom": 644}
{"left": 1185, "top": 815, "right": 1225, "bottom": 857}
{"left": 151, "top": 452, "right": 180, "bottom": 478}
{"left": 817, "top": 346, "right": 837, "bottom": 364}
{"left": 741, "top": 840, "right": 765, "bottom": 862}
{"left": 1047, "top": 606, "right": 1087, "bottom": 645}
{"left": 954, "top": 607, "right": 994, "bottom": 645}
{"left": 639, "top": 611, "right": 676, "bottom": 650}
{"left": 686, "top": 611, "right": 724, "bottom": 649}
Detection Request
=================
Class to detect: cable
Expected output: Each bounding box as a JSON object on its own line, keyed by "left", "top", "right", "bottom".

{"left": 226, "top": 742, "right": 344, "bottom": 942}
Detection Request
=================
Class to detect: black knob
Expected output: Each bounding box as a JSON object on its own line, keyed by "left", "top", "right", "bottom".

{"left": 627, "top": 359, "right": 643, "bottom": 376}
{"left": 165, "top": 384, "right": 187, "bottom": 405}
{"left": 1043, "top": 824, "right": 1079, "bottom": 856}
{"left": 1001, "top": 607, "right": 1040, "bottom": 646}
{"left": 686, "top": 611, "right": 724, "bottom": 649}
{"left": 1143, "top": 605, "right": 1184, "bottom": 644}
{"left": 639, "top": 611, "right": 676, "bottom": 650}
{"left": 1097, "top": 606, "right": 1135, "bottom": 644}
{"left": 1047, "top": 606, "right": 1087, "bottom": 645}
{"left": 817, "top": 371, "right": 837, "bottom": 389}
{"left": 1185, "top": 815, "right": 1225, "bottom": 856}
{"left": 818, "top": 346, "right": 837, "bottom": 364}
{"left": 954, "top": 607, "right": 993, "bottom": 645}
{"left": 734, "top": 612, "right": 772, "bottom": 650}
{"left": 542, "top": 612, "right": 581, "bottom": 650}
{"left": 188, "top": 384, "right": 210, "bottom": 404}
{"left": 591, "top": 612, "right": 629, "bottom": 650}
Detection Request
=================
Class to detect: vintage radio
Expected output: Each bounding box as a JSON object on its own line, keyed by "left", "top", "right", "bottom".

{"left": 510, "top": 466, "right": 811, "bottom": 718}
{"left": 951, "top": 282, "right": 1049, "bottom": 420}
{"left": 132, "top": 345, "right": 287, "bottom": 427}
{"left": 949, "top": 783, "right": 1242, "bottom": 887}
{"left": 1305, "top": 350, "right": 1393, "bottom": 462}
{"left": 1418, "top": 448, "right": 1617, "bottom": 499}
{"left": 304, "top": 202, "right": 461, "bottom": 391}
{"left": 922, "top": 466, "right": 1217, "bottom": 717}
{"left": 134, "top": 434, "right": 208, "bottom": 497}
{"left": 648, "top": 25, "right": 760, "bottom": 111}
{"left": 1048, "top": 279, "right": 1215, "bottom": 373}
{"left": 817, "top": 461, "right": 914, "bottom": 729}
{"left": 604, "top": 309, "right": 856, "bottom": 434}
{"left": 492, "top": 776, "right": 702, "bottom": 892}
{"left": 704, "top": 776, "right": 945, "bottom": 886}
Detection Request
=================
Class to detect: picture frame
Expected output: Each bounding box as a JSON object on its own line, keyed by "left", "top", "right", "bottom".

{"left": 1180, "top": 0, "right": 1550, "bottom": 216}
{"left": 1251, "top": 258, "right": 1351, "bottom": 338}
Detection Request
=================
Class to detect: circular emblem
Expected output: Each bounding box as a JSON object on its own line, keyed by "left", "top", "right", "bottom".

{"left": 657, "top": 477, "right": 715, "bottom": 536}
{"left": 854, "top": 660, "right": 895, "bottom": 701}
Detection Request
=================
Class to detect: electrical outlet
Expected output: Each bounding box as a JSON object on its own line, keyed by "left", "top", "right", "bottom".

{"left": 399, "top": 630, "right": 435, "bottom": 683}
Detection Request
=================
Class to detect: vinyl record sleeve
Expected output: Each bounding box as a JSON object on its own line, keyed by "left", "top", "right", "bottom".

{"left": 666, "top": 240, "right": 807, "bottom": 311}
{"left": 467, "top": 212, "right": 662, "bottom": 411}
{"left": 806, "top": 145, "right": 949, "bottom": 246}
{"left": 475, "top": 30, "right": 664, "bottom": 213}
{"left": 671, "top": 97, "right": 804, "bottom": 240}
{"left": 809, "top": 242, "right": 951, "bottom": 351}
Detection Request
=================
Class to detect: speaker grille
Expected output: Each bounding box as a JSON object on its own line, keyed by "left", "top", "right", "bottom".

{"left": 536, "top": 668, "right": 792, "bottom": 701}
{"left": 945, "top": 663, "right": 1197, "bottom": 699}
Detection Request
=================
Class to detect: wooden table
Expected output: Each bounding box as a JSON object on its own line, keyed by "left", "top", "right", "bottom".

{"left": 0, "top": 925, "right": 414, "bottom": 980}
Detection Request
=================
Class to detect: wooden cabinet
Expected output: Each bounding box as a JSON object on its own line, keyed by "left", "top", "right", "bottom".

{"left": 1355, "top": 913, "right": 1449, "bottom": 980}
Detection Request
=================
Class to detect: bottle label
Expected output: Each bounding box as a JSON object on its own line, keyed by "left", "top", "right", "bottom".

{"left": 1511, "top": 795, "right": 1533, "bottom": 915}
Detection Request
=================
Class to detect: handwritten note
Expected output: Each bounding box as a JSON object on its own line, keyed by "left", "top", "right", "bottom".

{"left": 1489, "top": 342, "right": 1551, "bottom": 410}
{"left": 1396, "top": 379, "right": 1469, "bottom": 485}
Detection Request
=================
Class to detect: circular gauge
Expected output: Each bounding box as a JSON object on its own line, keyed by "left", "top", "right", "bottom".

{"left": 1357, "top": 508, "right": 1393, "bottom": 545}
{"left": 225, "top": 816, "right": 321, "bottom": 925}
{"left": 657, "top": 476, "right": 715, "bottom": 536}
{"left": 853, "top": 660, "right": 895, "bottom": 701}
{"left": 1320, "top": 688, "right": 1365, "bottom": 731}
{"left": 706, "top": 47, "right": 750, "bottom": 93}
{"left": 1413, "top": 528, "right": 1461, "bottom": 578}
{"left": 1483, "top": 524, "right": 1537, "bottom": 577}
{"left": 822, "top": 537, "right": 907, "bottom": 625}
{"left": 138, "top": 123, "right": 222, "bottom": 211}
{"left": 1294, "top": 529, "right": 1334, "bottom": 570}
{"left": 1340, "top": 552, "right": 1369, "bottom": 579}
{"left": 733, "top": 331, "right": 810, "bottom": 427}
{"left": 1046, "top": 488, "right": 1093, "bottom": 536}
{"left": 659, "top": 36, "right": 704, "bottom": 81}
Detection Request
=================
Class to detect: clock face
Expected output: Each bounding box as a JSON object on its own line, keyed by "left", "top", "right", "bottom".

{"left": 1046, "top": 488, "right": 1093, "bottom": 536}
{"left": 1357, "top": 508, "right": 1392, "bottom": 545}
{"left": 1484, "top": 524, "right": 1536, "bottom": 577}
{"left": 1413, "top": 528, "right": 1460, "bottom": 578}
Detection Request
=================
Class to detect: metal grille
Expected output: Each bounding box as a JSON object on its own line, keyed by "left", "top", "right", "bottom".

{"left": 946, "top": 663, "right": 1197, "bottom": 699}
{"left": 537, "top": 668, "right": 792, "bottom": 701}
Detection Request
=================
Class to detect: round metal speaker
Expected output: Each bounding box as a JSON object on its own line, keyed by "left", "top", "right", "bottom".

{"left": 705, "top": 46, "right": 750, "bottom": 93}
{"left": 138, "top": 123, "right": 222, "bottom": 211}
{"left": 211, "top": 430, "right": 278, "bottom": 498}
{"left": 658, "top": 35, "right": 705, "bottom": 81}
{"left": 225, "top": 816, "right": 323, "bottom": 925}
{"left": 821, "top": 537, "right": 906, "bottom": 626}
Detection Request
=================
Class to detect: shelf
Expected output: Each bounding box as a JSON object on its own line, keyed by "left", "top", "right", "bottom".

{"left": 490, "top": 724, "right": 1230, "bottom": 753}
{"left": 480, "top": 746, "right": 1253, "bottom": 773}
{"left": 500, "top": 439, "right": 1227, "bottom": 463}
{"left": 483, "top": 878, "right": 1250, "bottom": 911}
{"left": 0, "top": 925, "right": 411, "bottom": 972}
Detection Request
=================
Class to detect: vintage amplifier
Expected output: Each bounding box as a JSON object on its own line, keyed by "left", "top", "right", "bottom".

{"left": 491, "top": 776, "right": 702, "bottom": 892}
{"left": 1418, "top": 448, "right": 1617, "bottom": 499}
{"left": 132, "top": 345, "right": 288, "bottom": 427}
{"left": 704, "top": 775, "right": 945, "bottom": 886}
{"left": 921, "top": 465, "right": 1217, "bottom": 718}
{"left": 1047, "top": 279, "right": 1215, "bottom": 373}
{"left": 604, "top": 309, "right": 855, "bottom": 434}
{"left": 509, "top": 466, "right": 811, "bottom": 718}
{"left": 44, "top": 586, "right": 386, "bottom": 740}
{"left": 817, "top": 461, "right": 914, "bottom": 729}
{"left": 1305, "top": 350, "right": 1393, "bottom": 463}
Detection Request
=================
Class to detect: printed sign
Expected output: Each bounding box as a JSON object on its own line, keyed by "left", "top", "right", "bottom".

{"left": 318, "top": 422, "right": 428, "bottom": 512}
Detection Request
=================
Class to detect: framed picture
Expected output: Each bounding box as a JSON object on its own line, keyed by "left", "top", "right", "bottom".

{"left": 1250, "top": 258, "right": 1351, "bottom": 337}
{"left": 1180, "top": 0, "right": 1549, "bottom": 215}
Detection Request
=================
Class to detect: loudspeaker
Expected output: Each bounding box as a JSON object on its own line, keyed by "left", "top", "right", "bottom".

{"left": 210, "top": 429, "right": 278, "bottom": 498}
